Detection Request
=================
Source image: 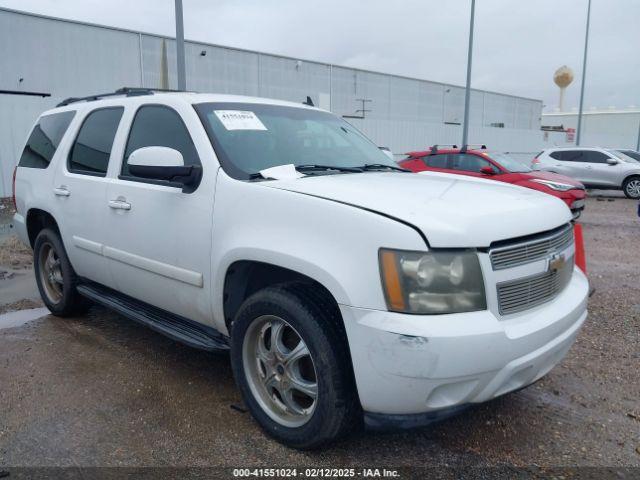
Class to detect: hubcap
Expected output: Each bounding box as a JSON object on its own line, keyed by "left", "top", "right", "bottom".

{"left": 626, "top": 180, "right": 640, "bottom": 198}
{"left": 38, "top": 243, "right": 64, "bottom": 303}
{"left": 242, "top": 315, "right": 318, "bottom": 427}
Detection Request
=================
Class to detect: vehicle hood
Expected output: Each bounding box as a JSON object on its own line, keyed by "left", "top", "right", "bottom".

{"left": 518, "top": 170, "right": 584, "bottom": 188}
{"left": 261, "top": 172, "right": 572, "bottom": 248}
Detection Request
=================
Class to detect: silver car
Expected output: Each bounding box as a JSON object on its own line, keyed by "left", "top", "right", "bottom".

{"left": 533, "top": 147, "right": 640, "bottom": 199}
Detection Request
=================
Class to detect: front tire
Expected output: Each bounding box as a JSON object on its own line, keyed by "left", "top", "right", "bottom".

{"left": 230, "top": 284, "right": 360, "bottom": 449}
{"left": 622, "top": 176, "right": 640, "bottom": 199}
{"left": 33, "top": 229, "right": 89, "bottom": 317}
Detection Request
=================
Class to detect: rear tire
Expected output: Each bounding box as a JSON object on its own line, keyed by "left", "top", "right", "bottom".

{"left": 33, "top": 228, "right": 90, "bottom": 317}
{"left": 622, "top": 176, "right": 640, "bottom": 199}
{"left": 230, "top": 283, "right": 360, "bottom": 449}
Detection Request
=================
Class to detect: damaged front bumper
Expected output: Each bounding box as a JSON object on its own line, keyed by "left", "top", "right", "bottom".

{"left": 339, "top": 268, "right": 588, "bottom": 425}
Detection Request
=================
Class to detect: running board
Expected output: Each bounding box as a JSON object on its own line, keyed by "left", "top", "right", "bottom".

{"left": 77, "top": 283, "right": 229, "bottom": 352}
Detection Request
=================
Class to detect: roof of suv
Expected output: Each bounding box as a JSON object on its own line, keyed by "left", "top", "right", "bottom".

{"left": 44, "top": 90, "right": 321, "bottom": 116}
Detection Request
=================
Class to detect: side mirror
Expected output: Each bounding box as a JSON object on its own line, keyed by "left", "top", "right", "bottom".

{"left": 128, "top": 146, "right": 201, "bottom": 190}
{"left": 606, "top": 158, "right": 620, "bottom": 165}
{"left": 480, "top": 166, "right": 496, "bottom": 175}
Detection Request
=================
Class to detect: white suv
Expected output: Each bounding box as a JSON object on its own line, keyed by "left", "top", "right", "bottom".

{"left": 12, "top": 88, "right": 589, "bottom": 449}
{"left": 533, "top": 147, "right": 640, "bottom": 198}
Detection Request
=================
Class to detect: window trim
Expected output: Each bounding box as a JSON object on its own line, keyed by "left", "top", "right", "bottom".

{"left": 118, "top": 103, "right": 203, "bottom": 192}
{"left": 67, "top": 106, "right": 124, "bottom": 178}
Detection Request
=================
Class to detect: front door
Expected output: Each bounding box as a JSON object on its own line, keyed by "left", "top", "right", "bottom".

{"left": 104, "top": 104, "right": 217, "bottom": 325}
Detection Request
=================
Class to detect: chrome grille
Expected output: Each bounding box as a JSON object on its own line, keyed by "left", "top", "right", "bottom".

{"left": 490, "top": 224, "right": 574, "bottom": 270}
{"left": 497, "top": 255, "right": 574, "bottom": 315}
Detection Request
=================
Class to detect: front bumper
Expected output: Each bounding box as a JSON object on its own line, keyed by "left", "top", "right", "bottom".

{"left": 340, "top": 268, "right": 588, "bottom": 416}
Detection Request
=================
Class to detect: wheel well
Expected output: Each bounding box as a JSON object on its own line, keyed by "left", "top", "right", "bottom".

{"left": 623, "top": 174, "right": 640, "bottom": 184}
{"left": 223, "top": 261, "right": 339, "bottom": 331}
{"left": 26, "top": 209, "right": 59, "bottom": 248}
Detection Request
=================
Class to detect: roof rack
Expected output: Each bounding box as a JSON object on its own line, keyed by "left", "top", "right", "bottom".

{"left": 56, "top": 87, "right": 189, "bottom": 107}
{"left": 430, "top": 144, "right": 458, "bottom": 154}
{"left": 460, "top": 144, "right": 487, "bottom": 153}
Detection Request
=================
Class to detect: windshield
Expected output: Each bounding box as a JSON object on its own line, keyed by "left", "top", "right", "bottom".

{"left": 485, "top": 152, "right": 532, "bottom": 173}
{"left": 611, "top": 150, "right": 640, "bottom": 163}
{"left": 194, "top": 102, "right": 397, "bottom": 179}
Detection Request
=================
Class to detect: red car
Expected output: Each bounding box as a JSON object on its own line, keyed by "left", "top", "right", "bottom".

{"left": 399, "top": 146, "right": 586, "bottom": 219}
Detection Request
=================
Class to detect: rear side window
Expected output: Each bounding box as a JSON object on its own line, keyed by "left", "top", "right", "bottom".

{"left": 424, "top": 154, "right": 449, "bottom": 169}
{"left": 122, "top": 105, "right": 200, "bottom": 177}
{"left": 19, "top": 111, "right": 76, "bottom": 169}
{"left": 551, "top": 150, "right": 583, "bottom": 162}
{"left": 68, "top": 107, "right": 124, "bottom": 176}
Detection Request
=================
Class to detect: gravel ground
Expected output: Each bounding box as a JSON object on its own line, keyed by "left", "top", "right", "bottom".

{"left": 0, "top": 196, "right": 638, "bottom": 472}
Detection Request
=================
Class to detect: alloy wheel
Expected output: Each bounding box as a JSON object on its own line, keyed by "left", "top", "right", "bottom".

{"left": 242, "top": 315, "right": 318, "bottom": 428}
{"left": 38, "top": 242, "right": 64, "bottom": 304}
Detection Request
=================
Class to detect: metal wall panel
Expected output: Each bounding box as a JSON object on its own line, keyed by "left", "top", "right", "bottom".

{"left": 0, "top": 10, "right": 141, "bottom": 100}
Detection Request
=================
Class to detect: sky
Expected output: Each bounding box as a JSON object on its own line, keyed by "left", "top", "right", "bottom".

{"left": 0, "top": 0, "right": 638, "bottom": 112}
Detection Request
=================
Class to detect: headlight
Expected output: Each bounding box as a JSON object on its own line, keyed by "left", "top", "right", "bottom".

{"left": 379, "top": 249, "right": 486, "bottom": 314}
{"left": 531, "top": 178, "right": 575, "bottom": 192}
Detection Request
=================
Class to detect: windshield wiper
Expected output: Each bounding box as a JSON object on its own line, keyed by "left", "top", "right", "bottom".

{"left": 295, "top": 164, "right": 363, "bottom": 173}
{"left": 357, "top": 163, "right": 411, "bottom": 172}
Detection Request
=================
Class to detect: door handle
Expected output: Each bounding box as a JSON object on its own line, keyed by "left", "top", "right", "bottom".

{"left": 108, "top": 199, "right": 131, "bottom": 211}
{"left": 53, "top": 186, "right": 70, "bottom": 197}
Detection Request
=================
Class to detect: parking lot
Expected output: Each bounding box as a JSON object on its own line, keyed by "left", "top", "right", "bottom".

{"left": 0, "top": 194, "right": 638, "bottom": 469}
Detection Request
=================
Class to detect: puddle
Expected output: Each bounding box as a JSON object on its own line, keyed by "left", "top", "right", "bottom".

{"left": 0, "top": 307, "right": 50, "bottom": 329}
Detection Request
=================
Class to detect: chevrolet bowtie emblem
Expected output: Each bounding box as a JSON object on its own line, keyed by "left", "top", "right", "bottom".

{"left": 548, "top": 253, "right": 565, "bottom": 273}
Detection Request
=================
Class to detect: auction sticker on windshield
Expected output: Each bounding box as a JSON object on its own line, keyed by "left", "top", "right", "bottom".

{"left": 214, "top": 110, "right": 267, "bottom": 131}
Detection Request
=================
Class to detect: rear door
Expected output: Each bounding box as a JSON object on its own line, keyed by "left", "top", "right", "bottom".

{"left": 103, "top": 102, "right": 217, "bottom": 325}
{"left": 53, "top": 106, "right": 124, "bottom": 288}
{"left": 547, "top": 150, "right": 586, "bottom": 181}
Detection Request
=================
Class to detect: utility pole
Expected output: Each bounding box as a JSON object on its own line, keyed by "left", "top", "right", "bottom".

{"left": 175, "top": 0, "right": 187, "bottom": 91}
{"left": 461, "top": 0, "right": 476, "bottom": 148}
{"left": 576, "top": 0, "right": 592, "bottom": 146}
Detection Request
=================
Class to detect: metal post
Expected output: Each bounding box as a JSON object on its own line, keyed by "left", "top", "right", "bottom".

{"left": 461, "top": 0, "right": 476, "bottom": 148}
{"left": 576, "top": 0, "right": 592, "bottom": 146}
{"left": 175, "top": 0, "right": 186, "bottom": 91}
{"left": 636, "top": 118, "right": 640, "bottom": 151}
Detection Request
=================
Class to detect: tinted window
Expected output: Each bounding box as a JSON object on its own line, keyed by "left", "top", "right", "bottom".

{"left": 552, "top": 150, "right": 583, "bottom": 162}
{"left": 424, "top": 154, "right": 449, "bottom": 168}
{"left": 582, "top": 151, "right": 609, "bottom": 164}
{"left": 19, "top": 111, "right": 75, "bottom": 169}
{"left": 123, "top": 105, "right": 200, "bottom": 176}
{"left": 68, "top": 108, "right": 123, "bottom": 176}
{"left": 450, "top": 153, "right": 496, "bottom": 173}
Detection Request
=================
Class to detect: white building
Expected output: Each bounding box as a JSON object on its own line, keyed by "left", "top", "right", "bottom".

{"left": 541, "top": 109, "right": 640, "bottom": 150}
{"left": 0, "top": 7, "right": 546, "bottom": 197}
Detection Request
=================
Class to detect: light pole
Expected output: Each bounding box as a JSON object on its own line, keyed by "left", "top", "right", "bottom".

{"left": 175, "top": 0, "right": 187, "bottom": 91}
{"left": 461, "top": 0, "right": 476, "bottom": 148}
{"left": 576, "top": 0, "right": 592, "bottom": 146}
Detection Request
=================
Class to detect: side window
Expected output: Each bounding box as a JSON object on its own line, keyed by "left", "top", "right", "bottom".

{"left": 549, "top": 151, "right": 564, "bottom": 160}
{"left": 583, "top": 151, "right": 609, "bottom": 164}
{"left": 19, "top": 111, "right": 76, "bottom": 169}
{"left": 559, "top": 150, "right": 583, "bottom": 162}
{"left": 68, "top": 107, "right": 124, "bottom": 176}
{"left": 122, "top": 105, "right": 200, "bottom": 177}
{"left": 450, "top": 154, "right": 494, "bottom": 173}
{"left": 424, "top": 154, "right": 449, "bottom": 168}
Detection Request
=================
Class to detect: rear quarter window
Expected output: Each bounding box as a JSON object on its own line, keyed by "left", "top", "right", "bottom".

{"left": 19, "top": 111, "right": 76, "bottom": 169}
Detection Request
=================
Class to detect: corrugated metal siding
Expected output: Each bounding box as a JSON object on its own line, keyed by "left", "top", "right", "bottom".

{"left": 0, "top": 7, "right": 544, "bottom": 197}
